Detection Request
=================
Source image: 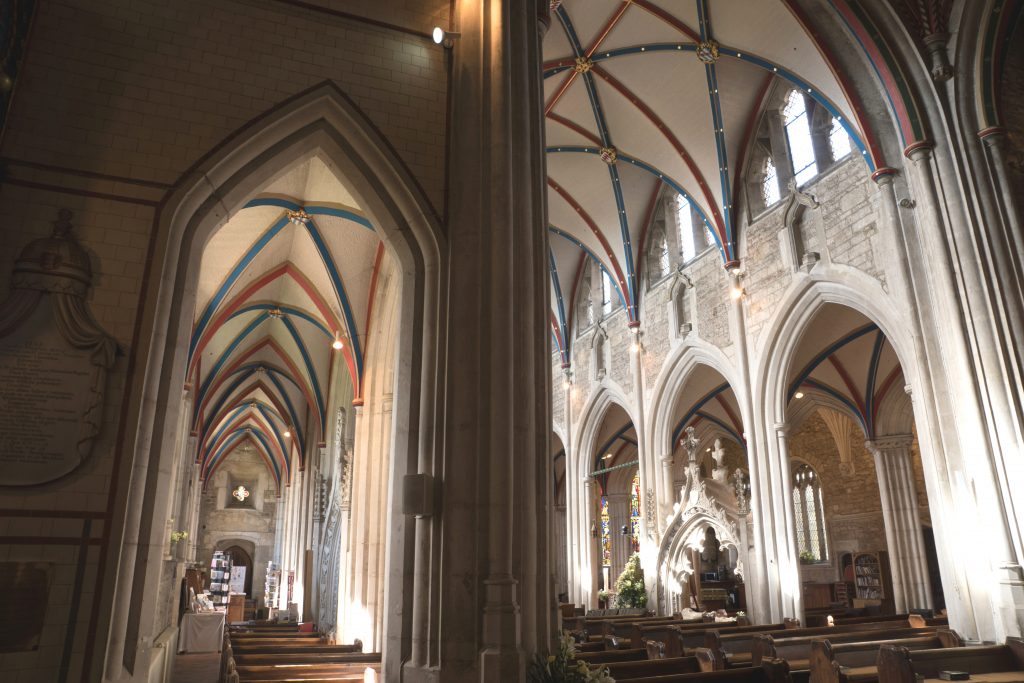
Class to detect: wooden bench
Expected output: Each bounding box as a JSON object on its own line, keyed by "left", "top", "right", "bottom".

{"left": 576, "top": 647, "right": 649, "bottom": 664}
{"left": 602, "top": 655, "right": 704, "bottom": 680}
{"left": 877, "top": 638, "right": 1024, "bottom": 683}
{"left": 707, "top": 623, "right": 936, "bottom": 671}
{"left": 667, "top": 623, "right": 793, "bottom": 658}
{"left": 753, "top": 627, "right": 947, "bottom": 665}
{"left": 810, "top": 633, "right": 963, "bottom": 683}
{"left": 613, "top": 659, "right": 792, "bottom": 683}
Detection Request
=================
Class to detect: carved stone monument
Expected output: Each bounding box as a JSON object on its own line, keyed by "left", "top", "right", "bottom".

{"left": 0, "top": 210, "right": 117, "bottom": 485}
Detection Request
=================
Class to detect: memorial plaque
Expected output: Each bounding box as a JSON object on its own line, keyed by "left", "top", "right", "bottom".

{"left": 0, "top": 562, "right": 52, "bottom": 652}
{"left": 0, "top": 210, "right": 117, "bottom": 486}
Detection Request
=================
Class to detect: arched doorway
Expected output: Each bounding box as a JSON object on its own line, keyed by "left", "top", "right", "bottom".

{"left": 223, "top": 545, "right": 254, "bottom": 597}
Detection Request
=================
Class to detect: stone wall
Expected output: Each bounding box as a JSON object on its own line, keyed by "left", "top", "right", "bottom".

{"left": 196, "top": 449, "right": 279, "bottom": 605}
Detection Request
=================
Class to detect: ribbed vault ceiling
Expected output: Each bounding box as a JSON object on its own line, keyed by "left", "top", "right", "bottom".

{"left": 188, "top": 156, "right": 384, "bottom": 491}
{"left": 545, "top": 0, "right": 871, "bottom": 360}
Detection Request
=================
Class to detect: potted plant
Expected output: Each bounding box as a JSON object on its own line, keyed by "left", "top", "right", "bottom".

{"left": 170, "top": 530, "right": 189, "bottom": 561}
{"left": 596, "top": 589, "right": 610, "bottom": 609}
{"left": 799, "top": 550, "right": 816, "bottom": 565}
{"left": 527, "top": 630, "right": 613, "bottom": 682}
{"left": 615, "top": 553, "right": 648, "bottom": 609}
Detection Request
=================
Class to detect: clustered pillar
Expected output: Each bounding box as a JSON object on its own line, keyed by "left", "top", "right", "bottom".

{"left": 866, "top": 435, "right": 933, "bottom": 613}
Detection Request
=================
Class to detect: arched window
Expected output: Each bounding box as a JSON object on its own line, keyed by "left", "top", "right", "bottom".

{"left": 783, "top": 90, "right": 818, "bottom": 186}
{"left": 762, "top": 156, "right": 781, "bottom": 208}
{"left": 792, "top": 463, "right": 828, "bottom": 562}
{"left": 750, "top": 84, "right": 857, "bottom": 213}
{"left": 630, "top": 472, "right": 641, "bottom": 553}
{"left": 600, "top": 269, "right": 615, "bottom": 317}
{"left": 576, "top": 265, "right": 594, "bottom": 335}
{"left": 600, "top": 494, "right": 611, "bottom": 567}
{"left": 675, "top": 194, "right": 712, "bottom": 262}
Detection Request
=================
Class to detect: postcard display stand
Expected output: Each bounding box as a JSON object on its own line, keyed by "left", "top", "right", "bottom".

{"left": 265, "top": 561, "right": 280, "bottom": 612}
{"left": 209, "top": 551, "right": 233, "bottom": 608}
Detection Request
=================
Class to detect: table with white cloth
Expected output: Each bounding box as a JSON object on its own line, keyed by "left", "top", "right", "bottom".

{"left": 177, "top": 611, "right": 225, "bottom": 653}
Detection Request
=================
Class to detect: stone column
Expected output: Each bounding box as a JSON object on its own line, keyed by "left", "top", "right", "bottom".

{"left": 866, "top": 434, "right": 932, "bottom": 612}
{"left": 772, "top": 422, "right": 803, "bottom": 621}
{"left": 582, "top": 477, "right": 599, "bottom": 606}
{"left": 607, "top": 493, "right": 631, "bottom": 586}
{"left": 406, "top": 2, "right": 554, "bottom": 679}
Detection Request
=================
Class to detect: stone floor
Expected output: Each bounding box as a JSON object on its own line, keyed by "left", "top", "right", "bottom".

{"left": 171, "top": 652, "right": 221, "bottom": 683}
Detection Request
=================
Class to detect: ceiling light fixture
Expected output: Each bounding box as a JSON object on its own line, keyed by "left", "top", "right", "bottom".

{"left": 332, "top": 333, "right": 344, "bottom": 351}
{"left": 730, "top": 286, "right": 745, "bottom": 300}
{"left": 432, "top": 27, "right": 460, "bottom": 47}
{"left": 283, "top": 429, "right": 291, "bottom": 438}
{"left": 603, "top": 453, "right": 614, "bottom": 460}
{"left": 794, "top": 391, "right": 804, "bottom": 399}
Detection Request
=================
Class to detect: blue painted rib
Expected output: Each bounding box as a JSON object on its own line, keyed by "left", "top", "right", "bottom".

{"left": 803, "top": 378, "right": 868, "bottom": 433}
{"left": 193, "top": 312, "right": 270, "bottom": 422}
{"left": 555, "top": 6, "right": 637, "bottom": 318}
{"left": 547, "top": 147, "right": 725, "bottom": 261}
{"left": 864, "top": 330, "right": 886, "bottom": 435}
{"left": 594, "top": 422, "right": 637, "bottom": 472}
{"left": 548, "top": 249, "right": 571, "bottom": 365}
{"left": 230, "top": 304, "right": 333, "bottom": 338}
{"left": 672, "top": 382, "right": 731, "bottom": 443}
{"left": 693, "top": 410, "right": 745, "bottom": 449}
{"left": 189, "top": 216, "right": 290, "bottom": 358}
{"left": 280, "top": 314, "right": 325, "bottom": 428}
{"left": 787, "top": 323, "right": 878, "bottom": 401}
{"left": 301, "top": 218, "right": 364, "bottom": 382}
{"left": 544, "top": 43, "right": 871, "bottom": 169}
{"left": 548, "top": 226, "right": 629, "bottom": 311}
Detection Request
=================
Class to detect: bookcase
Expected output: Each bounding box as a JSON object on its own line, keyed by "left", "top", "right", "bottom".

{"left": 853, "top": 552, "right": 884, "bottom": 600}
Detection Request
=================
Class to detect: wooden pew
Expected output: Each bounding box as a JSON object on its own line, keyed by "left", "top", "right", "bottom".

{"left": 810, "top": 633, "right": 963, "bottom": 683}
{"left": 576, "top": 647, "right": 649, "bottom": 664}
{"left": 667, "top": 623, "right": 793, "bottom": 658}
{"left": 613, "top": 616, "right": 706, "bottom": 642}
{"left": 753, "top": 629, "right": 958, "bottom": 683}
{"left": 602, "top": 656, "right": 704, "bottom": 680}
{"left": 708, "top": 623, "right": 935, "bottom": 671}
{"left": 877, "top": 638, "right": 1024, "bottom": 683}
{"left": 613, "top": 659, "right": 792, "bottom": 683}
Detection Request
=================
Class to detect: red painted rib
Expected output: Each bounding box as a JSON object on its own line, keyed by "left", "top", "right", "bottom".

{"left": 591, "top": 64, "right": 727, "bottom": 240}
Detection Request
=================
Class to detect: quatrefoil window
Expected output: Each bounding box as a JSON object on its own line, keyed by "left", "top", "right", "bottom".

{"left": 232, "top": 485, "right": 250, "bottom": 502}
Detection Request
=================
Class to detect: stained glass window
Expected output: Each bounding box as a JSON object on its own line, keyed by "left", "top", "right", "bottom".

{"left": 600, "top": 495, "right": 611, "bottom": 567}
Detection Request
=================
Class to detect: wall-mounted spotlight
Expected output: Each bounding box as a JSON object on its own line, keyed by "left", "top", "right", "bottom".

{"left": 794, "top": 391, "right": 805, "bottom": 399}
{"left": 283, "top": 429, "right": 292, "bottom": 438}
{"left": 432, "top": 27, "right": 460, "bottom": 48}
{"left": 730, "top": 285, "right": 745, "bottom": 300}
{"left": 332, "top": 332, "right": 344, "bottom": 351}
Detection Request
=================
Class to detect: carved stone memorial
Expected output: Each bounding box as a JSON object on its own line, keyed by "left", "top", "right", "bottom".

{"left": 0, "top": 209, "right": 117, "bottom": 485}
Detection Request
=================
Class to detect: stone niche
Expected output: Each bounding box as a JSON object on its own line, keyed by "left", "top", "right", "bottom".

{"left": 0, "top": 210, "right": 117, "bottom": 486}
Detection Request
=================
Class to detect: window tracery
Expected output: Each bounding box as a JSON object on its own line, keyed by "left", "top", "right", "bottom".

{"left": 792, "top": 463, "right": 828, "bottom": 562}
{"left": 749, "top": 84, "right": 856, "bottom": 214}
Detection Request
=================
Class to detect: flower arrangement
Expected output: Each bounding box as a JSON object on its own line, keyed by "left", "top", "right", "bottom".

{"left": 170, "top": 531, "right": 189, "bottom": 543}
{"left": 614, "top": 553, "right": 647, "bottom": 609}
{"left": 527, "top": 630, "right": 614, "bottom": 683}
{"left": 799, "top": 550, "right": 816, "bottom": 564}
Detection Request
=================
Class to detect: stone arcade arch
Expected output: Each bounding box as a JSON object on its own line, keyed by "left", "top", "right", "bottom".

{"left": 570, "top": 388, "right": 639, "bottom": 607}
{"left": 104, "top": 83, "right": 443, "bottom": 679}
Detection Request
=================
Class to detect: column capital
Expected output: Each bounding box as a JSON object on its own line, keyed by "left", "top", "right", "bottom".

{"left": 774, "top": 422, "right": 790, "bottom": 436}
{"left": 865, "top": 434, "right": 914, "bottom": 454}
